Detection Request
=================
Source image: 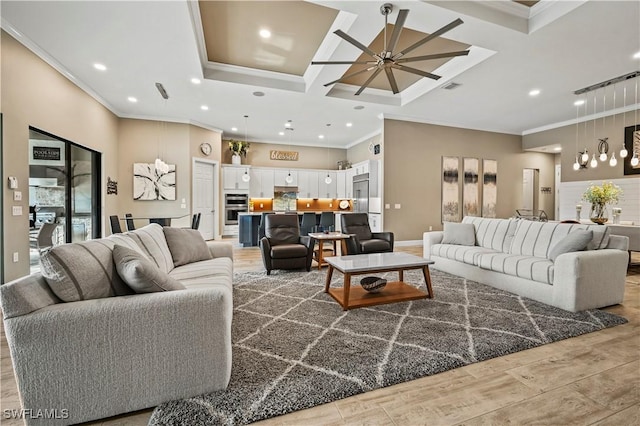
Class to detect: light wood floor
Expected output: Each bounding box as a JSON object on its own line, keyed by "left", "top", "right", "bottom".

{"left": 1, "top": 245, "right": 638, "bottom": 426}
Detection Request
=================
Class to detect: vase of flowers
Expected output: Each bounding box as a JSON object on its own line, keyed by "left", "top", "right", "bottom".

{"left": 582, "top": 181, "right": 623, "bottom": 225}
{"left": 228, "top": 140, "right": 250, "bottom": 165}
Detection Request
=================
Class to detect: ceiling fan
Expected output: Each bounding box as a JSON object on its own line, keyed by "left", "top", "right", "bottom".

{"left": 312, "top": 3, "right": 469, "bottom": 95}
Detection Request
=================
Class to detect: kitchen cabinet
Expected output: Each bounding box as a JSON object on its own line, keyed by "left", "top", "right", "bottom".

{"left": 222, "top": 165, "right": 250, "bottom": 191}
{"left": 345, "top": 168, "right": 356, "bottom": 199}
{"left": 249, "top": 168, "right": 274, "bottom": 198}
{"left": 352, "top": 161, "right": 369, "bottom": 176}
{"left": 368, "top": 213, "right": 382, "bottom": 232}
{"left": 319, "top": 171, "right": 337, "bottom": 198}
{"left": 336, "top": 170, "right": 346, "bottom": 199}
{"left": 274, "top": 169, "right": 298, "bottom": 187}
{"left": 297, "top": 170, "right": 319, "bottom": 198}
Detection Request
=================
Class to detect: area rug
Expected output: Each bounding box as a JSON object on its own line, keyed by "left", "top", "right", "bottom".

{"left": 149, "top": 269, "right": 626, "bottom": 425}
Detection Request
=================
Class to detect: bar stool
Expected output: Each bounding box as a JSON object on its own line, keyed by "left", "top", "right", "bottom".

{"left": 319, "top": 212, "right": 335, "bottom": 231}
{"left": 300, "top": 212, "right": 317, "bottom": 236}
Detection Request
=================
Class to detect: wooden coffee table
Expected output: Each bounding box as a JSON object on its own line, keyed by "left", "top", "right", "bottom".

{"left": 324, "top": 252, "right": 434, "bottom": 310}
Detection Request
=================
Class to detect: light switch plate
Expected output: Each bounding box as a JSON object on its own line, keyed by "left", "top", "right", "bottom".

{"left": 13, "top": 191, "right": 22, "bottom": 201}
{"left": 385, "top": 204, "right": 390, "bottom": 209}
{"left": 394, "top": 204, "right": 401, "bottom": 209}
{"left": 12, "top": 206, "right": 22, "bottom": 216}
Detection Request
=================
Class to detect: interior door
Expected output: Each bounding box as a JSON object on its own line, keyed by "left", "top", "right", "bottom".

{"left": 193, "top": 160, "right": 217, "bottom": 240}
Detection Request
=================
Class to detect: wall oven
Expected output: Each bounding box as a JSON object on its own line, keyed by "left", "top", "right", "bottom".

{"left": 224, "top": 193, "right": 248, "bottom": 225}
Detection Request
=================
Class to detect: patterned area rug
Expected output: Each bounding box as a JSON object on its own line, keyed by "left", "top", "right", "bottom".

{"left": 150, "top": 269, "right": 626, "bottom": 425}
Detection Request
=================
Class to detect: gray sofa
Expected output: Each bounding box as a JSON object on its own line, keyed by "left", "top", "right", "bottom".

{"left": 0, "top": 224, "right": 234, "bottom": 425}
{"left": 423, "top": 217, "right": 629, "bottom": 312}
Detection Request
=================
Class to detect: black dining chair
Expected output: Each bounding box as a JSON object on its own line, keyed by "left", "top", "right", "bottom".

{"left": 191, "top": 213, "right": 202, "bottom": 230}
{"left": 125, "top": 213, "right": 136, "bottom": 231}
{"left": 109, "top": 215, "right": 123, "bottom": 234}
{"left": 319, "top": 212, "right": 335, "bottom": 232}
{"left": 149, "top": 218, "right": 171, "bottom": 226}
{"left": 300, "top": 212, "right": 317, "bottom": 236}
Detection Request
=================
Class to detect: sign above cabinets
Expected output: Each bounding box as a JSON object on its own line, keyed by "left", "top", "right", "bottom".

{"left": 270, "top": 150, "right": 299, "bottom": 161}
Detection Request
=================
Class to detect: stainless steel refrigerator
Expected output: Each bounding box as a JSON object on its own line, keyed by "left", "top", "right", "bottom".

{"left": 353, "top": 173, "right": 369, "bottom": 213}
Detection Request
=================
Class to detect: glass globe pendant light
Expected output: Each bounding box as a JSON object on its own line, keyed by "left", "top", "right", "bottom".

{"left": 631, "top": 81, "right": 639, "bottom": 167}
{"left": 609, "top": 152, "right": 617, "bottom": 167}
{"left": 324, "top": 123, "right": 332, "bottom": 184}
{"left": 590, "top": 153, "right": 598, "bottom": 168}
{"left": 619, "top": 86, "right": 628, "bottom": 158}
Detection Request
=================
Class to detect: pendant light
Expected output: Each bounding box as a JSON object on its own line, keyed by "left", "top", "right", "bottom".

{"left": 324, "top": 124, "right": 332, "bottom": 184}
{"left": 620, "top": 86, "right": 628, "bottom": 158}
{"left": 598, "top": 89, "right": 608, "bottom": 162}
{"left": 589, "top": 92, "right": 598, "bottom": 168}
{"left": 241, "top": 115, "right": 251, "bottom": 182}
{"left": 609, "top": 85, "right": 618, "bottom": 166}
{"left": 573, "top": 100, "right": 581, "bottom": 170}
{"left": 285, "top": 125, "right": 294, "bottom": 184}
{"left": 631, "top": 80, "right": 639, "bottom": 167}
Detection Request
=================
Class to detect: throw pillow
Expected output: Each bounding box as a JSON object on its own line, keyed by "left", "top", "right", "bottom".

{"left": 113, "top": 245, "right": 185, "bottom": 293}
{"left": 40, "top": 240, "right": 134, "bottom": 302}
{"left": 162, "top": 227, "right": 212, "bottom": 267}
{"left": 441, "top": 222, "right": 476, "bottom": 246}
{"left": 548, "top": 230, "right": 593, "bottom": 262}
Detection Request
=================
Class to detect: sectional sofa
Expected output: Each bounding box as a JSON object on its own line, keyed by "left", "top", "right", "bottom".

{"left": 423, "top": 217, "right": 629, "bottom": 312}
{"left": 0, "top": 224, "right": 234, "bottom": 425}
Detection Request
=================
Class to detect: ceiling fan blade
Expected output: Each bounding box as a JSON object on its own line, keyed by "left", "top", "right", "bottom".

{"left": 323, "top": 66, "right": 376, "bottom": 87}
{"left": 384, "top": 67, "right": 399, "bottom": 94}
{"left": 334, "top": 30, "right": 378, "bottom": 58}
{"left": 312, "top": 61, "right": 377, "bottom": 65}
{"left": 386, "top": 9, "right": 409, "bottom": 54}
{"left": 393, "top": 64, "right": 441, "bottom": 80}
{"left": 394, "top": 18, "right": 464, "bottom": 58}
{"left": 395, "top": 50, "right": 469, "bottom": 63}
{"left": 355, "top": 68, "right": 383, "bottom": 96}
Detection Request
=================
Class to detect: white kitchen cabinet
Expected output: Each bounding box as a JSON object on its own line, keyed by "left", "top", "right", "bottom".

{"left": 368, "top": 213, "right": 382, "bottom": 232}
{"left": 345, "top": 168, "right": 356, "bottom": 199}
{"left": 336, "top": 170, "right": 346, "bottom": 199}
{"left": 222, "top": 165, "right": 250, "bottom": 191}
{"left": 274, "top": 169, "right": 298, "bottom": 187}
{"left": 297, "top": 170, "right": 319, "bottom": 198}
{"left": 249, "top": 168, "right": 274, "bottom": 198}
{"left": 353, "top": 161, "right": 369, "bottom": 176}
{"left": 319, "top": 171, "right": 337, "bottom": 198}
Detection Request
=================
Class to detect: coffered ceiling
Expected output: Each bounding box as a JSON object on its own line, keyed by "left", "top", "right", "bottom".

{"left": 1, "top": 1, "right": 639, "bottom": 148}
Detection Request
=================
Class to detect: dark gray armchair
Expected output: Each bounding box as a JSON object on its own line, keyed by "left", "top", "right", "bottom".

{"left": 340, "top": 213, "right": 394, "bottom": 255}
{"left": 260, "top": 214, "right": 315, "bottom": 275}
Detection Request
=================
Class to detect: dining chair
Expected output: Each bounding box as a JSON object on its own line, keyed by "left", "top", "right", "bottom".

{"left": 149, "top": 218, "right": 171, "bottom": 226}
{"left": 191, "top": 213, "right": 202, "bottom": 230}
{"left": 125, "top": 213, "right": 136, "bottom": 231}
{"left": 29, "top": 223, "right": 58, "bottom": 255}
{"left": 109, "top": 215, "right": 122, "bottom": 233}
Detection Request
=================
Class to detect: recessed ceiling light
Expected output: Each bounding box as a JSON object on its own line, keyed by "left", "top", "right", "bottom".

{"left": 319, "top": 135, "right": 324, "bottom": 139}
{"left": 529, "top": 89, "right": 540, "bottom": 96}
{"left": 554, "top": 147, "right": 562, "bottom": 152}
{"left": 346, "top": 122, "right": 353, "bottom": 127}
{"left": 354, "top": 105, "right": 364, "bottom": 110}
{"left": 93, "top": 63, "right": 107, "bottom": 71}
{"left": 253, "top": 91, "right": 265, "bottom": 97}
{"left": 201, "top": 105, "right": 209, "bottom": 111}
{"left": 127, "top": 96, "right": 137, "bottom": 103}
{"left": 231, "top": 127, "right": 238, "bottom": 132}
{"left": 191, "top": 78, "right": 201, "bottom": 84}
{"left": 633, "top": 51, "right": 640, "bottom": 59}
{"left": 279, "top": 131, "right": 285, "bottom": 136}
{"left": 574, "top": 99, "right": 585, "bottom": 106}
{"left": 259, "top": 29, "right": 271, "bottom": 39}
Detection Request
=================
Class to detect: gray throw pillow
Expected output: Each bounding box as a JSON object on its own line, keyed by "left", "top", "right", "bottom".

{"left": 163, "top": 227, "right": 212, "bottom": 267}
{"left": 548, "top": 230, "right": 593, "bottom": 262}
{"left": 441, "top": 222, "right": 476, "bottom": 246}
{"left": 113, "top": 245, "right": 185, "bottom": 293}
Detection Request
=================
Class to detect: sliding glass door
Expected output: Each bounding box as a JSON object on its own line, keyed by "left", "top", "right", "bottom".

{"left": 28, "top": 128, "right": 100, "bottom": 271}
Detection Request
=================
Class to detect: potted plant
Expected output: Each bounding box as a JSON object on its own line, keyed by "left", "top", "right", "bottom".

{"left": 582, "top": 181, "right": 623, "bottom": 224}
{"left": 228, "top": 140, "right": 250, "bottom": 165}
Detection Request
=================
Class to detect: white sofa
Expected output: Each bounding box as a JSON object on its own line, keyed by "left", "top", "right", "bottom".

{"left": 423, "top": 217, "right": 629, "bottom": 312}
{"left": 0, "top": 224, "right": 234, "bottom": 425}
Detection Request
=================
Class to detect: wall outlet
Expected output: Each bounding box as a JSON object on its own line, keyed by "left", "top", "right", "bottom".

{"left": 394, "top": 204, "right": 401, "bottom": 209}
{"left": 12, "top": 206, "right": 22, "bottom": 216}
{"left": 13, "top": 191, "right": 22, "bottom": 201}
{"left": 385, "top": 204, "right": 390, "bottom": 209}
{"left": 13, "top": 252, "right": 19, "bottom": 263}
{"left": 306, "top": 203, "right": 310, "bottom": 208}
{"left": 180, "top": 203, "right": 186, "bottom": 209}
{"left": 260, "top": 203, "right": 264, "bottom": 208}
{"left": 329, "top": 203, "right": 332, "bottom": 208}
{"left": 429, "top": 226, "right": 433, "bottom": 231}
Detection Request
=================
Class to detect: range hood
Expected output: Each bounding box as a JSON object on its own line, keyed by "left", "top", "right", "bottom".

{"left": 274, "top": 186, "right": 299, "bottom": 192}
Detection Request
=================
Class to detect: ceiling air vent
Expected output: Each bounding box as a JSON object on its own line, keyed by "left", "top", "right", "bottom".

{"left": 442, "top": 82, "right": 462, "bottom": 90}
{"left": 155, "top": 82, "right": 169, "bottom": 99}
